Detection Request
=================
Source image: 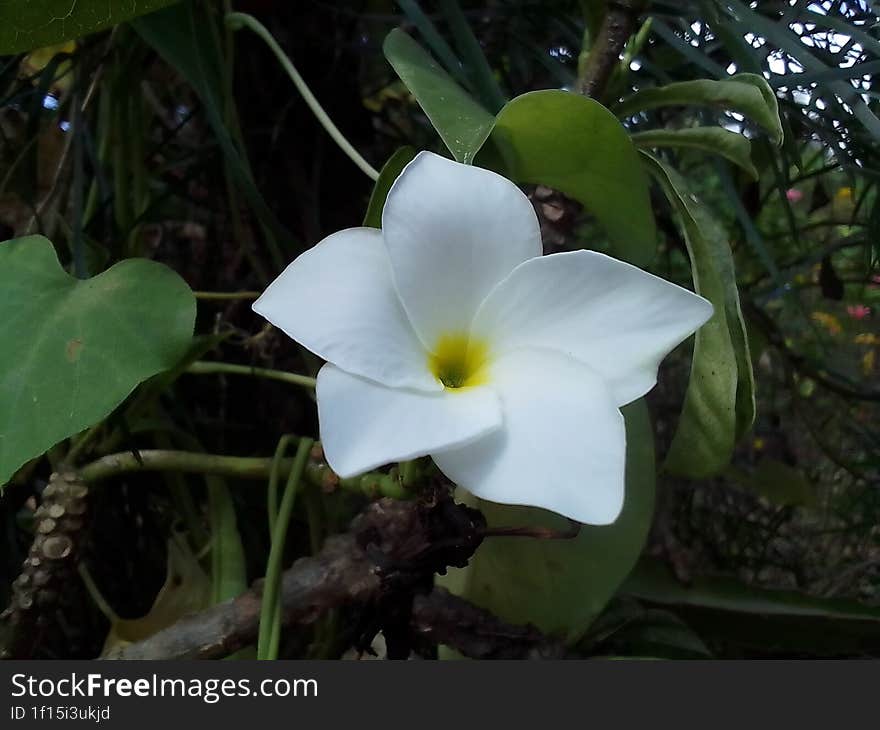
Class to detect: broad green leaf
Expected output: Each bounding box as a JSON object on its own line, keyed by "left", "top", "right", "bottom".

{"left": 441, "top": 400, "right": 655, "bottom": 643}
{"left": 642, "top": 154, "right": 755, "bottom": 477}
{"left": 363, "top": 146, "right": 417, "bottom": 228}
{"left": 0, "top": 0, "right": 179, "bottom": 54}
{"left": 383, "top": 29, "right": 495, "bottom": 163}
{"left": 583, "top": 603, "right": 713, "bottom": 659}
{"left": 0, "top": 235, "right": 195, "bottom": 487}
{"left": 483, "top": 89, "right": 656, "bottom": 267}
{"left": 631, "top": 127, "right": 758, "bottom": 180}
{"left": 617, "top": 74, "right": 783, "bottom": 146}
{"left": 727, "top": 459, "right": 817, "bottom": 508}
{"left": 624, "top": 558, "right": 880, "bottom": 656}
{"left": 396, "top": 0, "right": 469, "bottom": 87}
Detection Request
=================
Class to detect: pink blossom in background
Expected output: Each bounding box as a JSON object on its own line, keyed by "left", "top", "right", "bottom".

{"left": 847, "top": 304, "right": 871, "bottom": 320}
{"left": 870, "top": 274, "right": 880, "bottom": 289}
{"left": 786, "top": 188, "right": 804, "bottom": 203}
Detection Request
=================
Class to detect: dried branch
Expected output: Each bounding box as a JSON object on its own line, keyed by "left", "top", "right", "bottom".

{"left": 412, "top": 588, "right": 571, "bottom": 659}
{"left": 105, "top": 496, "right": 568, "bottom": 660}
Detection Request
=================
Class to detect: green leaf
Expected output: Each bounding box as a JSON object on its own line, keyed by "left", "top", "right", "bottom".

{"left": 441, "top": 400, "right": 655, "bottom": 643}
{"left": 134, "top": 3, "right": 292, "bottom": 266}
{"left": 641, "top": 154, "right": 755, "bottom": 477}
{"left": 383, "top": 29, "right": 495, "bottom": 163}
{"left": 617, "top": 74, "right": 783, "bottom": 146}
{"left": 584, "top": 602, "right": 713, "bottom": 659}
{"left": 363, "top": 146, "right": 417, "bottom": 228}
{"left": 631, "top": 127, "right": 758, "bottom": 180}
{"left": 727, "top": 459, "right": 817, "bottom": 508}
{"left": 723, "top": 0, "right": 880, "bottom": 143}
{"left": 208, "top": 480, "right": 248, "bottom": 604}
{"left": 482, "top": 89, "right": 656, "bottom": 267}
{"left": 437, "top": 0, "right": 506, "bottom": 113}
{"left": 0, "top": 0, "right": 180, "bottom": 54}
{"left": 624, "top": 558, "right": 880, "bottom": 656}
{"left": 0, "top": 235, "right": 195, "bottom": 487}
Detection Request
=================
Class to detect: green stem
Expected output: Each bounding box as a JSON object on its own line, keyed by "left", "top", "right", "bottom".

{"left": 268, "top": 435, "right": 297, "bottom": 540}
{"left": 225, "top": 12, "right": 379, "bottom": 181}
{"left": 65, "top": 423, "right": 105, "bottom": 466}
{"left": 78, "top": 449, "right": 408, "bottom": 499}
{"left": 194, "top": 290, "right": 261, "bottom": 300}
{"left": 399, "top": 459, "right": 419, "bottom": 488}
{"left": 258, "top": 438, "right": 312, "bottom": 660}
{"left": 78, "top": 563, "right": 119, "bottom": 623}
{"left": 187, "top": 360, "right": 316, "bottom": 389}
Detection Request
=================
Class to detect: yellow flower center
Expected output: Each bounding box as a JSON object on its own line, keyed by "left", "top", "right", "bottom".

{"left": 428, "top": 333, "right": 490, "bottom": 389}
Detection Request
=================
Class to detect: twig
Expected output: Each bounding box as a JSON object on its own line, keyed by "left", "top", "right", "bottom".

{"left": 103, "top": 497, "right": 569, "bottom": 660}
{"left": 578, "top": 0, "right": 647, "bottom": 100}
{"left": 412, "top": 588, "right": 571, "bottom": 659}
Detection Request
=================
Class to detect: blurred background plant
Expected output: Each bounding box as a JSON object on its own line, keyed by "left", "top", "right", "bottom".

{"left": 0, "top": 0, "right": 879, "bottom": 659}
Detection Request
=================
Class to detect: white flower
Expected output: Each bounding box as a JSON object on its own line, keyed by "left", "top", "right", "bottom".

{"left": 253, "top": 152, "right": 712, "bottom": 525}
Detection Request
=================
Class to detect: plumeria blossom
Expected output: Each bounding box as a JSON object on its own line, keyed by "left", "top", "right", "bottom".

{"left": 253, "top": 152, "right": 712, "bottom": 525}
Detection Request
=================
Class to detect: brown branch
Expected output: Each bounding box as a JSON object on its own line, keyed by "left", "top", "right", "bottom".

{"left": 105, "top": 524, "right": 378, "bottom": 660}
{"left": 578, "top": 0, "right": 647, "bottom": 100}
{"left": 104, "top": 496, "right": 569, "bottom": 660}
{"left": 412, "top": 588, "right": 571, "bottom": 659}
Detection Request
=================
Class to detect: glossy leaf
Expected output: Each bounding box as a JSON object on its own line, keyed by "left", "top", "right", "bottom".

{"left": 642, "top": 154, "right": 755, "bottom": 477}
{"left": 383, "top": 29, "right": 495, "bottom": 163}
{"left": 624, "top": 559, "right": 880, "bottom": 656}
{"left": 0, "top": 0, "right": 179, "bottom": 54}
{"left": 437, "top": 0, "right": 506, "bottom": 113}
{"left": 483, "top": 90, "right": 656, "bottom": 267}
{"left": 0, "top": 236, "right": 195, "bottom": 487}
{"left": 631, "top": 127, "right": 758, "bottom": 180}
{"left": 363, "top": 146, "right": 417, "bottom": 228}
{"left": 617, "top": 74, "right": 783, "bottom": 146}
{"left": 441, "top": 400, "right": 655, "bottom": 643}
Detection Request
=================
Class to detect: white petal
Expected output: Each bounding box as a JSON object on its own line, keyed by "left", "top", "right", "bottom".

{"left": 432, "top": 348, "right": 626, "bottom": 525}
{"left": 471, "top": 250, "right": 713, "bottom": 406}
{"left": 382, "top": 151, "right": 541, "bottom": 347}
{"left": 253, "top": 227, "right": 438, "bottom": 391}
{"left": 316, "top": 364, "right": 502, "bottom": 478}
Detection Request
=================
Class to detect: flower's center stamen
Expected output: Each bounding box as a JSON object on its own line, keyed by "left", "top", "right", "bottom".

{"left": 428, "top": 333, "right": 490, "bottom": 389}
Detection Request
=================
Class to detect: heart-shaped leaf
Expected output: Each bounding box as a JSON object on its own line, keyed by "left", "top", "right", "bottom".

{"left": 0, "top": 236, "right": 195, "bottom": 486}
{"left": 0, "top": 0, "right": 180, "bottom": 54}
{"left": 441, "top": 400, "right": 655, "bottom": 643}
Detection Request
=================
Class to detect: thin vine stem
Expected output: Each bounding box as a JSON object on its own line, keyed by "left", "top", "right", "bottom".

{"left": 187, "top": 360, "right": 317, "bottom": 389}
{"left": 258, "top": 438, "right": 313, "bottom": 660}
{"left": 225, "top": 12, "right": 379, "bottom": 181}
